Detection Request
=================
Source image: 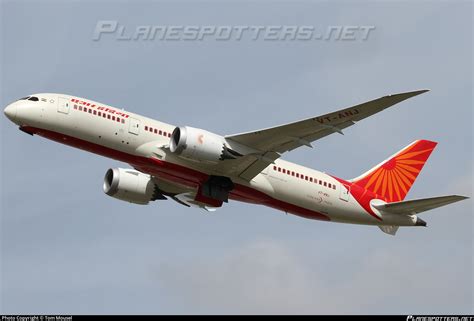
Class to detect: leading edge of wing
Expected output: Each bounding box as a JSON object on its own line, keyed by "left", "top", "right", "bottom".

{"left": 225, "top": 89, "right": 430, "bottom": 139}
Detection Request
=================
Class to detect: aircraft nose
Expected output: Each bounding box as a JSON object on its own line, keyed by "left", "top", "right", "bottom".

{"left": 4, "top": 103, "right": 17, "bottom": 121}
{"left": 3, "top": 104, "right": 17, "bottom": 121}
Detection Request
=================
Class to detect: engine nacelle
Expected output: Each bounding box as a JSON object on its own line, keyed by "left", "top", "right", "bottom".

{"left": 103, "top": 168, "right": 161, "bottom": 205}
{"left": 170, "top": 126, "right": 242, "bottom": 163}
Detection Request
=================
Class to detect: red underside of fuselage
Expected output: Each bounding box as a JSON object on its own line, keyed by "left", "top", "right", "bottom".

{"left": 23, "top": 126, "right": 331, "bottom": 222}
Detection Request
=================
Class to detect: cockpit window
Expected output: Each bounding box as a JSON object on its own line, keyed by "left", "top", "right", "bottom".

{"left": 19, "top": 96, "right": 30, "bottom": 100}
{"left": 27, "top": 96, "right": 39, "bottom": 101}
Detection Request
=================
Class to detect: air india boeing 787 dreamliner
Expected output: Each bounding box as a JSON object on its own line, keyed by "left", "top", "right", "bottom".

{"left": 3, "top": 90, "right": 468, "bottom": 235}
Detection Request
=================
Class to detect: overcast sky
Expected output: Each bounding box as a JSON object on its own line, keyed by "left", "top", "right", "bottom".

{"left": 1, "top": 0, "right": 472, "bottom": 314}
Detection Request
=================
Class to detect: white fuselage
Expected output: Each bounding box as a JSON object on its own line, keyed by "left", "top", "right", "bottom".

{"left": 4, "top": 93, "right": 419, "bottom": 227}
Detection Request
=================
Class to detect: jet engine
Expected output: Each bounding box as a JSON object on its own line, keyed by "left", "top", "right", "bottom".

{"left": 169, "top": 126, "right": 242, "bottom": 163}
{"left": 103, "top": 168, "right": 164, "bottom": 205}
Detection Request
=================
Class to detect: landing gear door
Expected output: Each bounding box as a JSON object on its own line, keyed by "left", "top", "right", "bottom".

{"left": 57, "top": 97, "right": 70, "bottom": 114}
{"left": 129, "top": 118, "right": 140, "bottom": 135}
{"left": 339, "top": 183, "right": 350, "bottom": 202}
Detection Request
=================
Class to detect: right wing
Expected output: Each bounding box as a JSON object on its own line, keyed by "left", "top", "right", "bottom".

{"left": 373, "top": 195, "right": 469, "bottom": 215}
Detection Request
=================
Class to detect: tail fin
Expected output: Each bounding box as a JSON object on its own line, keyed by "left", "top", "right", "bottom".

{"left": 351, "top": 140, "right": 437, "bottom": 202}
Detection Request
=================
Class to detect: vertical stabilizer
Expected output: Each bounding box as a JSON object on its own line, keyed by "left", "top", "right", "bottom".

{"left": 351, "top": 140, "right": 437, "bottom": 202}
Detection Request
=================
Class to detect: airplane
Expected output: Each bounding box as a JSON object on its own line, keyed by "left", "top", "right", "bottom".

{"left": 3, "top": 90, "right": 468, "bottom": 235}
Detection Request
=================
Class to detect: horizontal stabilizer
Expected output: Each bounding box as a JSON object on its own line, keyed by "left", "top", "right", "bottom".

{"left": 373, "top": 195, "right": 468, "bottom": 215}
{"left": 378, "top": 225, "right": 399, "bottom": 236}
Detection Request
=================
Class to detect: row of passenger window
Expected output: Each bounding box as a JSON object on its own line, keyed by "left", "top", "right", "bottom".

{"left": 273, "top": 166, "right": 337, "bottom": 190}
{"left": 144, "top": 125, "right": 172, "bottom": 138}
{"left": 74, "top": 104, "right": 125, "bottom": 124}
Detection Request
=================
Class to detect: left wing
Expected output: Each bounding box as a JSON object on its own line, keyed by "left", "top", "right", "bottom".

{"left": 223, "top": 90, "right": 429, "bottom": 181}
{"left": 226, "top": 90, "right": 429, "bottom": 154}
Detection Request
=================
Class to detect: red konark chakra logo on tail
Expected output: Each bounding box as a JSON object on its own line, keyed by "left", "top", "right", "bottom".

{"left": 353, "top": 140, "right": 437, "bottom": 203}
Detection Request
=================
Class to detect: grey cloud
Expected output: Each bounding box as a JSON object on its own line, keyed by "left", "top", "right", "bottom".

{"left": 153, "top": 237, "right": 472, "bottom": 314}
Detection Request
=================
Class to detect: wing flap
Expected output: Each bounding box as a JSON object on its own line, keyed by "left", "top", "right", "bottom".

{"left": 373, "top": 195, "right": 468, "bottom": 215}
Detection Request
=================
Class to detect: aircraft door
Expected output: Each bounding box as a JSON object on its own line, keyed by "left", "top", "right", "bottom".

{"left": 339, "top": 183, "right": 350, "bottom": 202}
{"left": 57, "top": 97, "right": 70, "bottom": 114}
{"left": 129, "top": 118, "right": 140, "bottom": 135}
